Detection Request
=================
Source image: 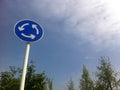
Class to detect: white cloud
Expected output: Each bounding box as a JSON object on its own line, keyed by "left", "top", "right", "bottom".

{"left": 31, "top": 0, "right": 120, "bottom": 50}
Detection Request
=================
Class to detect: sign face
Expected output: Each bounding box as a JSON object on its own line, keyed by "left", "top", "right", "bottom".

{"left": 14, "top": 20, "right": 44, "bottom": 42}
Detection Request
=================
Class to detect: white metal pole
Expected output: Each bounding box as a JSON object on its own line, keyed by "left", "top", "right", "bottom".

{"left": 20, "top": 42, "right": 30, "bottom": 90}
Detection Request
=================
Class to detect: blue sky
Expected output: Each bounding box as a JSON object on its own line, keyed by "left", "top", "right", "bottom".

{"left": 1, "top": 0, "right": 120, "bottom": 90}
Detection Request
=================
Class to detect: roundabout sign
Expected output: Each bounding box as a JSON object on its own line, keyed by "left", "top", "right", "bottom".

{"left": 14, "top": 20, "right": 44, "bottom": 42}
{"left": 14, "top": 20, "right": 44, "bottom": 90}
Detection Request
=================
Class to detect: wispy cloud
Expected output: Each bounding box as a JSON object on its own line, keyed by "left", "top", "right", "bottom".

{"left": 3, "top": 0, "right": 120, "bottom": 51}
{"left": 30, "top": 0, "right": 120, "bottom": 51}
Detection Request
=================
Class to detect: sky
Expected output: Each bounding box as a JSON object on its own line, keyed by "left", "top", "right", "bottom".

{"left": 1, "top": 0, "right": 120, "bottom": 90}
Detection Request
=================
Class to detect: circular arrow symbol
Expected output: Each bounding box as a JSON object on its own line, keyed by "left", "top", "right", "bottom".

{"left": 18, "top": 23, "right": 29, "bottom": 31}
{"left": 32, "top": 24, "right": 39, "bottom": 35}
{"left": 21, "top": 33, "right": 35, "bottom": 39}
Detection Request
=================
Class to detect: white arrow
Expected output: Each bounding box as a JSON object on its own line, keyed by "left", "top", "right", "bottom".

{"left": 32, "top": 24, "right": 39, "bottom": 35}
{"left": 18, "top": 23, "right": 29, "bottom": 31}
{"left": 21, "top": 33, "right": 35, "bottom": 39}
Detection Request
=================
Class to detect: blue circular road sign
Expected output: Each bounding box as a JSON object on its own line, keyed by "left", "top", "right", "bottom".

{"left": 14, "top": 20, "right": 44, "bottom": 42}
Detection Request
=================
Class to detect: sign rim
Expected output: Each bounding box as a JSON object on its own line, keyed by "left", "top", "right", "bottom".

{"left": 14, "top": 19, "right": 44, "bottom": 43}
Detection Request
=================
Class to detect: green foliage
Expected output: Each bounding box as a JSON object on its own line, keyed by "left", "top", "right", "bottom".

{"left": 0, "top": 66, "right": 20, "bottom": 90}
{"left": 0, "top": 60, "right": 52, "bottom": 90}
{"left": 67, "top": 79, "right": 75, "bottom": 90}
{"left": 1, "top": 57, "right": 120, "bottom": 90}
{"left": 78, "top": 57, "right": 120, "bottom": 90}
{"left": 95, "top": 57, "right": 119, "bottom": 90}
{"left": 25, "top": 61, "right": 48, "bottom": 90}
{"left": 25, "top": 73, "right": 47, "bottom": 90}
{"left": 47, "top": 78, "right": 53, "bottom": 90}
{"left": 79, "top": 65, "right": 94, "bottom": 90}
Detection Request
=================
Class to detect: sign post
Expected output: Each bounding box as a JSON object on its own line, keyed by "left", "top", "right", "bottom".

{"left": 20, "top": 42, "right": 30, "bottom": 90}
{"left": 14, "top": 20, "right": 44, "bottom": 90}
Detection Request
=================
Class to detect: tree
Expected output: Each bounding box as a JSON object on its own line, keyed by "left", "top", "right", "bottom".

{"left": 95, "top": 57, "right": 119, "bottom": 90}
{"left": 47, "top": 78, "right": 53, "bottom": 90}
{"left": 79, "top": 65, "right": 94, "bottom": 90}
{"left": 0, "top": 60, "right": 51, "bottom": 90}
{"left": 29, "top": 73, "right": 48, "bottom": 90}
{"left": 0, "top": 66, "right": 20, "bottom": 90}
{"left": 24, "top": 61, "right": 48, "bottom": 90}
{"left": 67, "top": 78, "right": 75, "bottom": 90}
